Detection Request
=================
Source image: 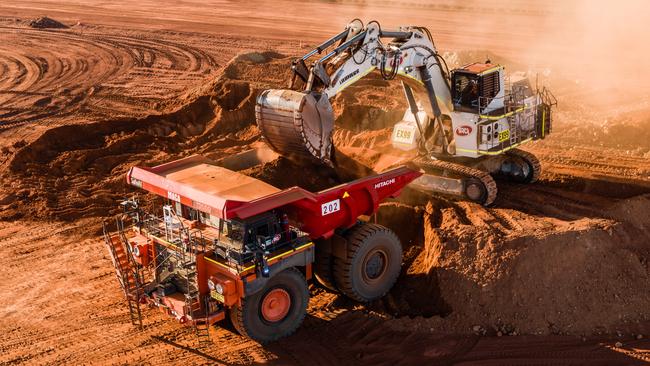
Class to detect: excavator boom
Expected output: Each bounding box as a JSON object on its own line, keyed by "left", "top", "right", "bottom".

{"left": 255, "top": 20, "right": 451, "bottom": 165}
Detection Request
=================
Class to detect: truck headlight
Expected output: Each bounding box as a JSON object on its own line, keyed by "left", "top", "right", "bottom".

{"left": 132, "top": 245, "right": 140, "bottom": 257}
{"left": 215, "top": 283, "right": 224, "bottom": 294}
{"left": 207, "top": 279, "right": 216, "bottom": 290}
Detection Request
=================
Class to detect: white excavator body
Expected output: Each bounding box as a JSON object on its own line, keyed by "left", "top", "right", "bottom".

{"left": 255, "top": 19, "right": 556, "bottom": 205}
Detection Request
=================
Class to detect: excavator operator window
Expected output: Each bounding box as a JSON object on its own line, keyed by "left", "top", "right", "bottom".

{"left": 452, "top": 73, "right": 479, "bottom": 110}
{"left": 452, "top": 70, "right": 501, "bottom": 112}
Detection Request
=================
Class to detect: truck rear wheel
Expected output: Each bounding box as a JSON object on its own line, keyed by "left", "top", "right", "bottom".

{"left": 314, "top": 246, "right": 338, "bottom": 292}
{"left": 229, "top": 267, "right": 308, "bottom": 343}
{"left": 333, "top": 223, "right": 402, "bottom": 302}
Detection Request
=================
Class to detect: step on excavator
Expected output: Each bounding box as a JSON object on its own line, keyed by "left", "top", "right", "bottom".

{"left": 256, "top": 19, "right": 557, "bottom": 205}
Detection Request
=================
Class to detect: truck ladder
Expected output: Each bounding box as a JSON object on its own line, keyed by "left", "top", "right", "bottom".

{"left": 181, "top": 229, "right": 211, "bottom": 346}
{"left": 103, "top": 219, "right": 144, "bottom": 329}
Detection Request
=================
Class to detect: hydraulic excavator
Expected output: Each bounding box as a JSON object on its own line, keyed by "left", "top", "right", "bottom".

{"left": 256, "top": 19, "right": 556, "bottom": 205}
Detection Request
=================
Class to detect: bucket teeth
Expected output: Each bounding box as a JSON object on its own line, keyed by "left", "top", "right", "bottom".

{"left": 256, "top": 89, "right": 334, "bottom": 165}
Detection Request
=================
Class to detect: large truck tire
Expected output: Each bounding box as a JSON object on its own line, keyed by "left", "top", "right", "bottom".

{"left": 314, "top": 245, "right": 338, "bottom": 292}
{"left": 229, "top": 267, "right": 309, "bottom": 343}
{"left": 333, "top": 223, "right": 402, "bottom": 302}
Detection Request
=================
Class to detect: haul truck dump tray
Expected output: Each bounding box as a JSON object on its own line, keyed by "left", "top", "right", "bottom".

{"left": 126, "top": 154, "right": 421, "bottom": 239}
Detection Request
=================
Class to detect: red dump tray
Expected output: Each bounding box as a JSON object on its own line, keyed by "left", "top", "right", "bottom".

{"left": 126, "top": 155, "right": 421, "bottom": 239}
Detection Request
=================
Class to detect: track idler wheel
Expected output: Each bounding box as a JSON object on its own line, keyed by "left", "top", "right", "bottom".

{"left": 499, "top": 148, "right": 542, "bottom": 184}
{"left": 333, "top": 223, "right": 402, "bottom": 302}
{"left": 464, "top": 177, "right": 489, "bottom": 203}
{"left": 229, "top": 267, "right": 308, "bottom": 343}
{"left": 256, "top": 89, "right": 335, "bottom": 165}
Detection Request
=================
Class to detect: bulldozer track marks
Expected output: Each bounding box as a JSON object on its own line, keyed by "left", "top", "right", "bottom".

{"left": 1, "top": 13, "right": 649, "bottom": 365}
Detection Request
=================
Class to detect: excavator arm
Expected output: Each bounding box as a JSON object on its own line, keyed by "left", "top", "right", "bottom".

{"left": 256, "top": 20, "right": 453, "bottom": 165}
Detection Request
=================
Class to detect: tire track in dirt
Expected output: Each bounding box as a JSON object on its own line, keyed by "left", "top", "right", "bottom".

{"left": 0, "top": 25, "right": 218, "bottom": 131}
{"left": 0, "top": 51, "right": 289, "bottom": 224}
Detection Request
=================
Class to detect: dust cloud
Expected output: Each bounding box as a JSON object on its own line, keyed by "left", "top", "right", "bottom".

{"left": 326, "top": 0, "right": 650, "bottom": 110}
{"left": 533, "top": 0, "right": 650, "bottom": 106}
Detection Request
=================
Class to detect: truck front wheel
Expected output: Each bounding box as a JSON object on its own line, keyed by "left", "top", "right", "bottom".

{"left": 229, "top": 267, "right": 309, "bottom": 343}
{"left": 334, "top": 223, "right": 402, "bottom": 302}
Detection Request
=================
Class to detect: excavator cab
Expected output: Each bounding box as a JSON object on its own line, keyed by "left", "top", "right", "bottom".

{"left": 451, "top": 63, "right": 502, "bottom": 113}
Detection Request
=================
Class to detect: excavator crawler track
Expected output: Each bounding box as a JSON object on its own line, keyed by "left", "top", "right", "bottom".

{"left": 506, "top": 148, "right": 541, "bottom": 183}
{"left": 414, "top": 157, "right": 498, "bottom": 206}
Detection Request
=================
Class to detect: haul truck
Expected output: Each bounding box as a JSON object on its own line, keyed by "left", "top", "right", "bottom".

{"left": 103, "top": 153, "right": 421, "bottom": 343}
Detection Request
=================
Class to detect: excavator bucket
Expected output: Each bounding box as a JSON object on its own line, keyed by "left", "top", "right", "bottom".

{"left": 256, "top": 89, "right": 335, "bottom": 165}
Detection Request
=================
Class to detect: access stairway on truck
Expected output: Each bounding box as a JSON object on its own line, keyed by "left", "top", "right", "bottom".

{"left": 103, "top": 219, "right": 144, "bottom": 329}
{"left": 141, "top": 209, "right": 212, "bottom": 346}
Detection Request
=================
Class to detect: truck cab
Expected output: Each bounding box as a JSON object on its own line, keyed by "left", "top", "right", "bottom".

{"left": 210, "top": 211, "right": 304, "bottom": 266}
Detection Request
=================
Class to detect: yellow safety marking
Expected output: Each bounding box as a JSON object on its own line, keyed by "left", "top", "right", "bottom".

{"left": 498, "top": 129, "right": 510, "bottom": 143}
{"left": 205, "top": 242, "right": 315, "bottom": 274}
{"left": 210, "top": 290, "right": 225, "bottom": 303}
{"left": 267, "top": 242, "right": 314, "bottom": 262}
{"left": 205, "top": 256, "right": 236, "bottom": 271}
{"left": 477, "top": 66, "right": 501, "bottom": 76}
{"left": 241, "top": 242, "right": 315, "bottom": 272}
{"left": 478, "top": 104, "right": 534, "bottom": 120}
{"left": 337, "top": 66, "right": 376, "bottom": 93}
{"left": 457, "top": 137, "right": 533, "bottom": 156}
{"left": 342, "top": 191, "right": 350, "bottom": 198}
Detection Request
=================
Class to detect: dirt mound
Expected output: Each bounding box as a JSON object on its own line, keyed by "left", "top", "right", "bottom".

{"left": 558, "top": 114, "right": 650, "bottom": 153}
{"left": 608, "top": 194, "right": 650, "bottom": 232}
{"left": 375, "top": 194, "right": 650, "bottom": 337}
{"left": 28, "top": 16, "right": 68, "bottom": 29}
{"left": 412, "top": 203, "right": 650, "bottom": 334}
{"left": 0, "top": 52, "right": 292, "bottom": 221}
{"left": 331, "top": 73, "right": 406, "bottom": 132}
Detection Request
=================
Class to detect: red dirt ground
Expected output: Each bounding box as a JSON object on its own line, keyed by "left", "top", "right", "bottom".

{"left": 1, "top": 1, "right": 649, "bottom": 365}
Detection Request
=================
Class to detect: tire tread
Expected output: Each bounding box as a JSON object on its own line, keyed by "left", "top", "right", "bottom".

{"left": 333, "top": 223, "right": 402, "bottom": 302}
